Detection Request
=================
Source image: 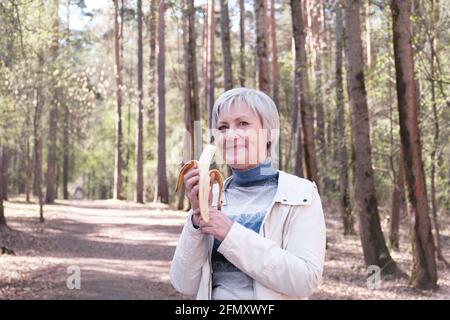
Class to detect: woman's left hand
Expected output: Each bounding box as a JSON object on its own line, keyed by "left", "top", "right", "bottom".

{"left": 199, "top": 207, "right": 234, "bottom": 242}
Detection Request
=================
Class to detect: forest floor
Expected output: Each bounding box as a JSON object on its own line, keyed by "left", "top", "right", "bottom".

{"left": 0, "top": 195, "right": 449, "bottom": 300}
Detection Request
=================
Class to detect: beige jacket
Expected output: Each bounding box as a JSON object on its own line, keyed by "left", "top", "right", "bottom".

{"left": 169, "top": 170, "right": 326, "bottom": 300}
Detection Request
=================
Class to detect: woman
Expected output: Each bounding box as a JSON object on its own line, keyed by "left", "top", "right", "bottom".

{"left": 170, "top": 88, "right": 326, "bottom": 300}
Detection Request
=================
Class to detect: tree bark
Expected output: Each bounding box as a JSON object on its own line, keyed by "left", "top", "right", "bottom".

{"left": 428, "top": 0, "right": 448, "bottom": 267}
{"left": 113, "top": 0, "right": 124, "bottom": 200}
{"left": 389, "top": 156, "right": 406, "bottom": 251}
{"left": 268, "top": 0, "right": 279, "bottom": 106}
{"left": 205, "top": 0, "right": 215, "bottom": 132}
{"left": 238, "top": 0, "right": 245, "bottom": 87}
{"left": 45, "top": 0, "right": 59, "bottom": 204}
{"left": 307, "top": 0, "right": 326, "bottom": 163}
{"left": 391, "top": 0, "right": 438, "bottom": 289}
{"left": 33, "top": 65, "right": 45, "bottom": 222}
{"left": 1, "top": 147, "right": 8, "bottom": 201}
{"left": 25, "top": 137, "right": 31, "bottom": 202}
{"left": 291, "top": 0, "right": 320, "bottom": 187}
{"left": 154, "top": 0, "right": 169, "bottom": 203}
{"left": 291, "top": 32, "right": 303, "bottom": 178}
{"left": 135, "top": 0, "right": 144, "bottom": 203}
{"left": 219, "top": 0, "right": 233, "bottom": 90}
{"left": 335, "top": 2, "right": 354, "bottom": 235}
{"left": 344, "top": 0, "right": 399, "bottom": 275}
{"left": 254, "top": 0, "right": 270, "bottom": 94}
{"left": 363, "top": 0, "right": 374, "bottom": 69}
{"left": 0, "top": 143, "right": 7, "bottom": 228}
{"left": 183, "top": 0, "right": 201, "bottom": 159}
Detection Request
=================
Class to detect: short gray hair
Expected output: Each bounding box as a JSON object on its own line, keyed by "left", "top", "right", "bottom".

{"left": 210, "top": 87, "right": 280, "bottom": 167}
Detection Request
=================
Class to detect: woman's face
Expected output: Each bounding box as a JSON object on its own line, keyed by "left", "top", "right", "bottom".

{"left": 215, "top": 103, "right": 269, "bottom": 171}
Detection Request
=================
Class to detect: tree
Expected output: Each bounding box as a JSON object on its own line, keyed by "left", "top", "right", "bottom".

{"left": 426, "top": 0, "right": 449, "bottom": 267}
{"left": 335, "top": 1, "right": 354, "bottom": 235}
{"left": 219, "top": 0, "right": 233, "bottom": 90}
{"left": 154, "top": 0, "right": 168, "bottom": 203}
{"left": 205, "top": 0, "right": 215, "bottom": 129}
{"left": 255, "top": 0, "right": 270, "bottom": 94}
{"left": 0, "top": 142, "right": 7, "bottom": 228}
{"left": 268, "top": 0, "right": 279, "bottom": 107}
{"left": 391, "top": 0, "right": 437, "bottom": 289}
{"left": 238, "top": 0, "right": 245, "bottom": 87}
{"left": 135, "top": 0, "right": 144, "bottom": 203}
{"left": 291, "top": 0, "right": 320, "bottom": 187}
{"left": 344, "top": 0, "right": 400, "bottom": 275}
{"left": 307, "top": 0, "right": 326, "bottom": 163}
{"left": 113, "top": 0, "right": 124, "bottom": 200}
{"left": 45, "top": 0, "right": 59, "bottom": 204}
{"left": 389, "top": 156, "right": 405, "bottom": 250}
{"left": 1, "top": 147, "right": 8, "bottom": 201}
{"left": 34, "top": 54, "right": 45, "bottom": 222}
{"left": 183, "top": 0, "right": 200, "bottom": 162}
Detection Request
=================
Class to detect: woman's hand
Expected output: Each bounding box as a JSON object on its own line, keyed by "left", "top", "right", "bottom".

{"left": 199, "top": 207, "right": 234, "bottom": 242}
{"left": 182, "top": 163, "right": 216, "bottom": 227}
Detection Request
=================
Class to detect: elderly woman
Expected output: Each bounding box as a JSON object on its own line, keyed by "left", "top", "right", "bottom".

{"left": 170, "top": 88, "right": 326, "bottom": 300}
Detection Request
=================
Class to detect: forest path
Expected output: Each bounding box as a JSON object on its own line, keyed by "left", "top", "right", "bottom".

{"left": 1, "top": 196, "right": 449, "bottom": 299}
{"left": 0, "top": 197, "right": 189, "bottom": 299}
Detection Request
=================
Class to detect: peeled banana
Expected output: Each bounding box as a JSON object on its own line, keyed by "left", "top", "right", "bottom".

{"left": 175, "top": 144, "right": 224, "bottom": 223}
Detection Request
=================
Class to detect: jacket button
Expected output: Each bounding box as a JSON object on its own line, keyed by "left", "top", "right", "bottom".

{"left": 303, "top": 199, "right": 307, "bottom": 202}
{"left": 282, "top": 199, "right": 287, "bottom": 202}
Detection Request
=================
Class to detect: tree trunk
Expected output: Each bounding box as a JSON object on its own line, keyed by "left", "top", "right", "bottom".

{"left": 344, "top": 0, "right": 399, "bottom": 275}
{"left": 113, "top": 0, "right": 124, "bottom": 200}
{"left": 291, "top": 0, "right": 320, "bottom": 187}
{"left": 1, "top": 147, "right": 8, "bottom": 201}
{"left": 135, "top": 0, "right": 144, "bottom": 203}
{"left": 25, "top": 137, "right": 31, "bottom": 202}
{"left": 45, "top": 105, "right": 57, "bottom": 204}
{"left": 238, "top": 0, "right": 245, "bottom": 87}
{"left": 254, "top": 0, "right": 270, "bottom": 94}
{"left": 0, "top": 143, "right": 7, "bottom": 228}
{"left": 308, "top": 0, "right": 326, "bottom": 164}
{"left": 34, "top": 74, "right": 45, "bottom": 223}
{"left": 205, "top": 0, "right": 215, "bottom": 132}
{"left": 363, "top": 0, "right": 374, "bottom": 69}
{"left": 268, "top": 0, "right": 279, "bottom": 106}
{"left": 183, "top": 0, "right": 201, "bottom": 160}
{"left": 45, "top": 0, "right": 59, "bottom": 204}
{"left": 154, "top": 0, "right": 169, "bottom": 203}
{"left": 219, "top": 0, "right": 233, "bottom": 90}
{"left": 62, "top": 104, "right": 69, "bottom": 200}
{"left": 148, "top": 0, "right": 157, "bottom": 168}
{"left": 291, "top": 40, "right": 303, "bottom": 178}
{"left": 335, "top": 2, "right": 354, "bottom": 235}
{"left": 391, "top": 0, "right": 438, "bottom": 289}
{"left": 389, "top": 156, "right": 405, "bottom": 251}
{"left": 428, "top": 0, "right": 448, "bottom": 267}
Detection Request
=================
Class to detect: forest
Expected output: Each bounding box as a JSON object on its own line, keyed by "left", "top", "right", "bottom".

{"left": 0, "top": 0, "right": 449, "bottom": 299}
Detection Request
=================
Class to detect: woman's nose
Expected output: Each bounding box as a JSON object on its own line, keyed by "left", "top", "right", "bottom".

{"left": 224, "top": 129, "right": 244, "bottom": 141}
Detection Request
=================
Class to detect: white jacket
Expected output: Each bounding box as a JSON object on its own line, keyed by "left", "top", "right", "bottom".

{"left": 169, "top": 170, "right": 326, "bottom": 300}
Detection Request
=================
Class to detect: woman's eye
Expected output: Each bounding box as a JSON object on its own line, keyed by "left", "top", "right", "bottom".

{"left": 239, "top": 121, "right": 249, "bottom": 127}
{"left": 218, "top": 126, "right": 228, "bottom": 131}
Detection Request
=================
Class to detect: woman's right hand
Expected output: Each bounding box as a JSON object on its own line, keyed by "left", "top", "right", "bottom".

{"left": 183, "top": 162, "right": 216, "bottom": 227}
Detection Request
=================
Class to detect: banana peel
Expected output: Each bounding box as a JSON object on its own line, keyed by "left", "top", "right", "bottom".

{"left": 175, "top": 145, "right": 224, "bottom": 223}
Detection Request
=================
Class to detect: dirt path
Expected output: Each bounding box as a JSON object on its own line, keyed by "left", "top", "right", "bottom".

{"left": 0, "top": 198, "right": 191, "bottom": 299}
{"left": 1, "top": 197, "right": 449, "bottom": 300}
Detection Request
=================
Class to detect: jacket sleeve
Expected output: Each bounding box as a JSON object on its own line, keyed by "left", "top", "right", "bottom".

{"left": 217, "top": 184, "right": 326, "bottom": 298}
{"left": 169, "top": 210, "right": 209, "bottom": 296}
